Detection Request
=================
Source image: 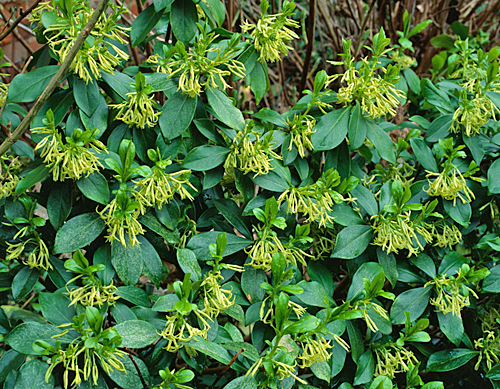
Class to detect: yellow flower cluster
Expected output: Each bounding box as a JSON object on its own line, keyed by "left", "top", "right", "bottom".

{"left": 474, "top": 330, "right": 500, "bottom": 370}
{"left": 286, "top": 114, "right": 316, "bottom": 158}
{"left": 110, "top": 90, "right": 160, "bottom": 129}
{"left": 374, "top": 345, "right": 419, "bottom": 378}
{"left": 390, "top": 52, "right": 417, "bottom": 70}
{"left": 372, "top": 212, "right": 433, "bottom": 257}
{"left": 0, "top": 157, "right": 22, "bottom": 199}
{"left": 32, "top": 122, "right": 107, "bottom": 182}
{"left": 425, "top": 168, "right": 475, "bottom": 206}
{"left": 45, "top": 341, "right": 126, "bottom": 389}
{"left": 299, "top": 336, "right": 332, "bottom": 368}
{"left": 241, "top": 1, "right": 299, "bottom": 63}
{"left": 225, "top": 128, "right": 281, "bottom": 177}
{"left": 199, "top": 271, "right": 235, "bottom": 317}
{"left": 97, "top": 197, "right": 145, "bottom": 247}
{"left": 451, "top": 94, "right": 498, "bottom": 137}
{"left": 6, "top": 227, "right": 52, "bottom": 271}
{"left": 30, "top": 0, "right": 129, "bottom": 83}
{"left": 158, "top": 314, "right": 209, "bottom": 353}
{"left": 433, "top": 223, "right": 462, "bottom": 248}
{"left": 246, "top": 228, "right": 310, "bottom": 270}
{"left": 334, "top": 55, "right": 405, "bottom": 118}
{"left": 133, "top": 169, "right": 195, "bottom": 210}
{"left": 0, "top": 82, "right": 8, "bottom": 107}
{"left": 66, "top": 279, "right": 120, "bottom": 308}
{"left": 426, "top": 272, "right": 478, "bottom": 317}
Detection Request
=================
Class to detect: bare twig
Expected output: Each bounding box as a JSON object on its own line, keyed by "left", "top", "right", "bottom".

{"left": 209, "top": 348, "right": 245, "bottom": 389}
{"left": 0, "top": 0, "right": 44, "bottom": 42}
{"left": 353, "top": 0, "right": 376, "bottom": 58}
{"left": 125, "top": 352, "right": 148, "bottom": 389}
{"left": 0, "top": 0, "right": 109, "bottom": 158}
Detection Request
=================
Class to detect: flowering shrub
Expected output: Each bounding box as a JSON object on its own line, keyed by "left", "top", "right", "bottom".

{"left": 1, "top": 1, "right": 500, "bottom": 388}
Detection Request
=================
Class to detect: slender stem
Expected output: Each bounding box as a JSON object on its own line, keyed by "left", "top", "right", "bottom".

{"left": 0, "top": 0, "right": 109, "bottom": 158}
{"left": 0, "top": 0, "right": 44, "bottom": 42}
{"left": 299, "top": 0, "right": 316, "bottom": 92}
{"left": 353, "top": 0, "right": 376, "bottom": 58}
{"left": 126, "top": 352, "right": 148, "bottom": 389}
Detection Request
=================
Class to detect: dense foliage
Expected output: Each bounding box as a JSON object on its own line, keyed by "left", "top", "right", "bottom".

{"left": 1, "top": 0, "right": 500, "bottom": 388}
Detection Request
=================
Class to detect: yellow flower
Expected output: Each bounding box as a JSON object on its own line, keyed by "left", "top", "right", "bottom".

{"left": 426, "top": 272, "right": 477, "bottom": 317}
{"left": 225, "top": 127, "right": 282, "bottom": 177}
{"left": 158, "top": 314, "right": 209, "bottom": 353}
{"left": 474, "top": 330, "right": 500, "bottom": 370}
{"left": 286, "top": 114, "right": 315, "bottom": 158}
{"left": 433, "top": 223, "right": 462, "bottom": 248}
{"left": 133, "top": 168, "right": 196, "bottom": 211}
{"left": 374, "top": 345, "right": 419, "bottom": 378}
{"left": 98, "top": 197, "right": 145, "bottom": 247}
{"left": 6, "top": 235, "right": 52, "bottom": 271}
{"left": 32, "top": 117, "right": 107, "bottom": 182}
{"left": 0, "top": 157, "right": 21, "bottom": 199}
{"left": 372, "top": 212, "right": 433, "bottom": 257}
{"left": 451, "top": 94, "right": 498, "bottom": 137}
{"left": 299, "top": 336, "right": 332, "bottom": 368}
{"left": 200, "top": 271, "right": 235, "bottom": 317}
{"left": 390, "top": 52, "right": 416, "bottom": 70}
{"left": 241, "top": 0, "right": 299, "bottom": 63}
{"left": 425, "top": 168, "right": 475, "bottom": 206}
{"left": 66, "top": 279, "right": 120, "bottom": 308}
{"left": 110, "top": 73, "right": 161, "bottom": 129}
{"left": 0, "top": 82, "right": 8, "bottom": 107}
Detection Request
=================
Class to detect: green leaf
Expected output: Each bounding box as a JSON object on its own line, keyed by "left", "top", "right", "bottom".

{"left": 296, "top": 281, "right": 333, "bottom": 308}
{"left": 390, "top": 287, "right": 431, "bottom": 324}
{"left": 488, "top": 158, "right": 500, "bottom": 194}
{"left": 482, "top": 265, "right": 500, "bottom": 293}
{"left": 214, "top": 198, "right": 251, "bottom": 238}
{"left": 347, "top": 262, "right": 384, "bottom": 300}
{"left": 223, "top": 376, "right": 258, "bottom": 389}
{"left": 47, "top": 181, "right": 72, "bottom": 230}
{"left": 111, "top": 239, "right": 144, "bottom": 286}
{"left": 183, "top": 145, "right": 230, "bottom": 171}
{"left": 12, "top": 267, "right": 39, "bottom": 301}
{"left": 437, "top": 311, "right": 463, "bottom": 346}
{"left": 170, "top": 0, "right": 198, "bottom": 44}
{"left": 139, "top": 211, "right": 180, "bottom": 244}
{"left": 15, "top": 164, "right": 50, "bottom": 194}
{"left": 351, "top": 184, "right": 378, "bottom": 217}
{"left": 184, "top": 338, "right": 233, "bottom": 364}
{"left": 5, "top": 323, "right": 64, "bottom": 354}
{"left": 410, "top": 138, "right": 438, "bottom": 172}
{"left": 108, "top": 355, "right": 150, "bottom": 389}
{"left": 311, "top": 107, "right": 350, "bottom": 151}
{"left": 131, "top": 4, "right": 164, "bottom": 46}
{"left": 404, "top": 68, "right": 421, "bottom": 95}
{"left": 152, "top": 294, "right": 180, "bottom": 312}
{"left": 329, "top": 202, "right": 365, "bottom": 226}
{"left": 39, "top": 293, "right": 75, "bottom": 326}
{"left": 159, "top": 92, "right": 197, "bottom": 140}
{"left": 421, "top": 79, "right": 453, "bottom": 114}
{"left": 348, "top": 104, "right": 367, "bottom": 150}
{"left": 101, "top": 71, "right": 133, "bottom": 100}
{"left": 430, "top": 34, "right": 456, "bottom": 49}
{"left": 53, "top": 213, "right": 106, "bottom": 254}
{"left": 203, "top": 0, "right": 225, "bottom": 27}
{"left": 7, "top": 65, "right": 60, "bottom": 103}
{"left": 79, "top": 91, "right": 108, "bottom": 138}
{"left": 426, "top": 114, "right": 453, "bottom": 142}
{"left": 206, "top": 88, "right": 245, "bottom": 131}
{"left": 144, "top": 72, "right": 177, "bottom": 94}
{"left": 409, "top": 253, "right": 437, "bottom": 278}
{"left": 76, "top": 171, "right": 110, "bottom": 205}
{"left": 73, "top": 77, "right": 101, "bottom": 116}
{"left": 241, "top": 267, "right": 267, "bottom": 303}
{"left": 443, "top": 199, "right": 471, "bottom": 227}
{"left": 137, "top": 235, "right": 163, "bottom": 285}
{"left": 426, "top": 349, "right": 478, "bottom": 372}
{"left": 0, "top": 350, "right": 25, "bottom": 383}
{"left": 376, "top": 248, "right": 398, "bottom": 288}
{"left": 307, "top": 261, "right": 334, "bottom": 296}
{"left": 114, "top": 320, "right": 159, "bottom": 348}
{"left": 366, "top": 120, "right": 396, "bottom": 164}
{"left": 15, "top": 359, "right": 54, "bottom": 389}
{"left": 116, "top": 286, "right": 151, "bottom": 307}
{"left": 177, "top": 248, "right": 202, "bottom": 282}
{"left": 252, "top": 158, "right": 291, "bottom": 192}
{"left": 486, "top": 365, "right": 500, "bottom": 380}
{"left": 248, "top": 61, "right": 268, "bottom": 104}
{"left": 353, "top": 350, "right": 375, "bottom": 386}
{"left": 438, "top": 251, "right": 468, "bottom": 275}
{"left": 331, "top": 225, "right": 373, "bottom": 259}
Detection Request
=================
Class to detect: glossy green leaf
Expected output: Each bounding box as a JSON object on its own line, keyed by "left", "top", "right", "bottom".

{"left": 114, "top": 320, "right": 159, "bottom": 348}
{"left": 331, "top": 225, "right": 373, "bottom": 259}
{"left": 54, "top": 213, "right": 106, "bottom": 254}
{"left": 206, "top": 88, "right": 245, "bottom": 131}
{"left": 7, "top": 66, "right": 60, "bottom": 103}
{"left": 76, "top": 171, "right": 110, "bottom": 205}
{"left": 426, "top": 349, "right": 478, "bottom": 372}
{"left": 159, "top": 92, "right": 197, "bottom": 140}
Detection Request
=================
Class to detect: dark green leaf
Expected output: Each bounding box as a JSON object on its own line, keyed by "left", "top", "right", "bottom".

{"left": 488, "top": 158, "right": 500, "bottom": 194}
{"left": 482, "top": 265, "right": 500, "bottom": 293}
{"left": 353, "top": 350, "right": 375, "bottom": 386}
{"left": 410, "top": 138, "right": 438, "bottom": 172}
{"left": 214, "top": 198, "right": 251, "bottom": 238}
{"left": 114, "top": 320, "right": 159, "bottom": 348}
{"left": 39, "top": 293, "right": 75, "bottom": 326}
{"left": 131, "top": 4, "right": 164, "bottom": 46}
{"left": 54, "top": 213, "right": 106, "bottom": 254}
{"left": 348, "top": 104, "right": 367, "bottom": 150}
{"left": 366, "top": 120, "right": 396, "bottom": 164}
{"left": 206, "top": 88, "right": 245, "bottom": 131}
{"left": 12, "top": 267, "right": 39, "bottom": 301}
{"left": 73, "top": 77, "right": 100, "bottom": 116}
{"left": 251, "top": 159, "right": 291, "bottom": 192}
{"left": 15, "top": 164, "right": 50, "bottom": 194}
{"left": 7, "top": 65, "right": 60, "bottom": 103}
{"left": 311, "top": 107, "right": 350, "bottom": 151}
{"left": 76, "top": 171, "right": 110, "bottom": 205}
{"left": 390, "top": 287, "right": 431, "bottom": 324}
{"left": 47, "top": 180, "right": 72, "bottom": 230}
{"left": 443, "top": 199, "right": 471, "bottom": 227}
{"left": 14, "top": 359, "right": 54, "bottom": 389}
{"left": 331, "top": 225, "right": 373, "bottom": 259}
{"left": 177, "top": 248, "right": 202, "bottom": 282}
{"left": 116, "top": 286, "right": 151, "bottom": 307}
{"left": 183, "top": 145, "right": 230, "bottom": 171}
{"left": 5, "top": 323, "right": 64, "bottom": 354}
{"left": 170, "top": 0, "right": 198, "bottom": 44}
{"left": 426, "top": 349, "right": 478, "bottom": 372}
{"left": 111, "top": 239, "right": 144, "bottom": 286}
{"left": 438, "top": 311, "right": 463, "bottom": 347}
{"left": 159, "top": 92, "right": 197, "bottom": 140}
{"left": 0, "top": 350, "right": 24, "bottom": 383}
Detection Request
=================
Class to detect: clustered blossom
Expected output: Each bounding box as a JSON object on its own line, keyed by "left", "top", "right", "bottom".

{"left": 30, "top": 0, "right": 129, "bottom": 83}
{"left": 241, "top": 0, "right": 299, "bottom": 63}
{"left": 425, "top": 167, "right": 475, "bottom": 206}
{"left": 286, "top": 114, "right": 316, "bottom": 158}
{"left": 374, "top": 345, "right": 419, "bottom": 378}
